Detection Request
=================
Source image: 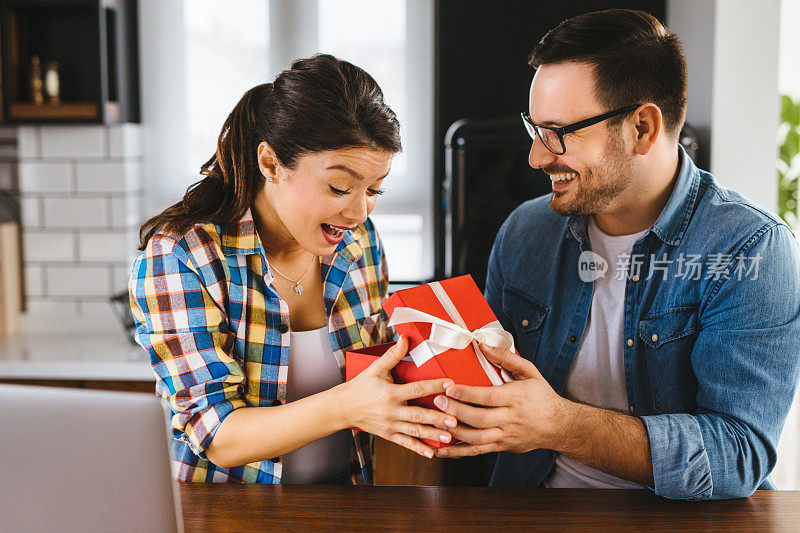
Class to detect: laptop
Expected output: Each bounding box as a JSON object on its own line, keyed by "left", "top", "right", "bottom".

{"left": 0, "top": 385, "right": 182, "bottom": 532}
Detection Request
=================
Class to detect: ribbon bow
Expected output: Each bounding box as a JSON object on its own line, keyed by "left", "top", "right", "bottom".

{"left": 387, "top": 282, "right": 515, "bottom": 386}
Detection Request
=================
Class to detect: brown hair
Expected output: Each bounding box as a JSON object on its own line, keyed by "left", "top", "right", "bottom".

{"left": 138, "top": 54, "right": 402, "bottom": 249}
{"left": 528, "top": 9, "right": 687, "bottom": 136}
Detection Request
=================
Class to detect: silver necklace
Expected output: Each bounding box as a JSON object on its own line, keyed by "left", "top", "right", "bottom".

{"left": 269, "top": 255, "right": 316, "bottom": 295}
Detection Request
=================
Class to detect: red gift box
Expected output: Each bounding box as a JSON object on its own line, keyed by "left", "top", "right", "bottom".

{"left": 345, "top": 275, "right": 516, "bottom": 448}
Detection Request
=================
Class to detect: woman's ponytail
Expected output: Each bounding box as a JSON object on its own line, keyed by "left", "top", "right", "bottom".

{"left": 138, "top": 84, "right": 271, "bottom": 249}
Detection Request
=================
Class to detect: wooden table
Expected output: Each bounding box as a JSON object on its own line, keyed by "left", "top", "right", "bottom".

{"left": 179, "top": 485, "right": 800, "bottom": 532}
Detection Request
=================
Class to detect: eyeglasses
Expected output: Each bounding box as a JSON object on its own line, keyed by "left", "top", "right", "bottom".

{"left": 521, "top": 104, "right": 641, "bottom": 155}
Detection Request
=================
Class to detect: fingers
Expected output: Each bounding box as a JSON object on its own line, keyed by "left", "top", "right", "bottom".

{"left": 433, "top": 395, "right": 502, "bottom": 429}
{"left": 478, "top": 343, "right": 540, "bottom": 380}
{"left": 448, "top": 424, "right": 503, "bottom": 446}
{"left": 393, "top": 421, "right": 452, "bottom": 446}
{"left": 395, "top": 378, "right": 454, "bottom": 401}
{"left": 386, "top": 434, "right": 437, "bottom": 459}
{"left": 436, "top": 442, "right": 498, "bottom": 458}
{"left": 396, "top": 405, "right": 457, "bottom": 431}
{"left": 443, "top": 383, "right": 508, "bottom": 407}
{"left": 370, "top": 336, "right": 409, "bottom": 373}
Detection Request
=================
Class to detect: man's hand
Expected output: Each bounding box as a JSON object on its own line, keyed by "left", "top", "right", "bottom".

{"left": 433, "top": 342, "right": 569, "bottom": 458}
{"left": 434, "top": 342, "right": 654, "bottom": 486}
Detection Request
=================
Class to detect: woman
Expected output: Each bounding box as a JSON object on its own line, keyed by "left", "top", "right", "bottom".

{"left": 130, "top": 55, "right": 455, "bottom": 484}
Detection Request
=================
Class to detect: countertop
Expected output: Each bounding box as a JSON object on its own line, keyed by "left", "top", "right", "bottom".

{"left": 0, "top": 314, "right": 153, "bottom": 381}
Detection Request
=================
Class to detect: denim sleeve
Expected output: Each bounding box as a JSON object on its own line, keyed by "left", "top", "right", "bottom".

{"left": 641, "top": 223, "right": 800, "bottom": 500}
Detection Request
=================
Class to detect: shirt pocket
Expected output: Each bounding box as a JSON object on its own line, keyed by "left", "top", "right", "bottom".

{"left": 638, "top": 306, "right": 699, "bottom": 412}
{"left": 502, "top": 285, "right": 549, "bottom": 361}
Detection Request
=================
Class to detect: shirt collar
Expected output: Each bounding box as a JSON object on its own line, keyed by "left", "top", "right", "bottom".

{"left": 566, "top": 145, "right": 699, "bottom": 247}
{"left": 220, "top": 208, "right": 261, "bottom": 255}
{"left": 649, "top": 145, "right": 700, "bottom": 246}
{"left": 220, "top": 208, "right": 364, "bottom": 264}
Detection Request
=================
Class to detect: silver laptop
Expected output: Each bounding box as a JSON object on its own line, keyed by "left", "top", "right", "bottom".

{"left": 0, "top": 385, "right": 182, "bottom": 532}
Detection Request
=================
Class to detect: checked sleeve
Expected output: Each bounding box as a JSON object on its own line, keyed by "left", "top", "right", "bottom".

{"left": 129, "top": 235, "right": 247, "bottom": 459}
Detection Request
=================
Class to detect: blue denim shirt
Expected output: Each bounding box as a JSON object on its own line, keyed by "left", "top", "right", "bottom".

{"left": 486, "top": 146, "right": 800, "bottom": 500}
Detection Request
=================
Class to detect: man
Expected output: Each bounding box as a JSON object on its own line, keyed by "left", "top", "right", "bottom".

{"left": 432, "top": 9, "right": 800, "bottom": 500}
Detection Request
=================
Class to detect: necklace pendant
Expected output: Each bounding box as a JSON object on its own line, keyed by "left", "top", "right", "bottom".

{"left": 294, "top": 283, "right": 303, "bottom": 295}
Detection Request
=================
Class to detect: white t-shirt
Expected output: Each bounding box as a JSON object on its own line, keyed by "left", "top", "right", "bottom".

{"left": 280, "top": 326, "right": 352, "bottom": 484}
{"left": 544, "top": 218, "right": 647, "bottom": 489}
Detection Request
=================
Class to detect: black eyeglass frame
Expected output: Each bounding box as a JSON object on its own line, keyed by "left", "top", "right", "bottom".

{"left": 521, "top": 104, "right": 642, "bottom": 155}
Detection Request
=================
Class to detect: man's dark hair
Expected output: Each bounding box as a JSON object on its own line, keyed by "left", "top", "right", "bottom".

{"left": 529, "top": 9, "right": 687, "bottom": 137}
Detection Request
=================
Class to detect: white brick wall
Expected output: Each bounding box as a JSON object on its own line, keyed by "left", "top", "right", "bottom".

{"left": 14, "top": 124, "right": 144, "bottom": 316}
{"left": 18, "top": 162, "right": 72, "bottom": 193}
{"left": 23, "top": 231, "right": 76, "bottom": 262}
{"left": 39, "top": 126, "right": 106, "bottom": 158}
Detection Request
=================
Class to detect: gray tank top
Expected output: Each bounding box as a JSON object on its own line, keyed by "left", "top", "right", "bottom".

{"left": 280, "top": 326, "right": 352, "bottom": 484}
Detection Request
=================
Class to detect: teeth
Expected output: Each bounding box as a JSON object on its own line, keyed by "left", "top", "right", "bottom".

{"left": 324, "top": 224, "right": 345, "bottom": 237}
{"left": 550, "top": 172, "right": 577, "bottom": 182}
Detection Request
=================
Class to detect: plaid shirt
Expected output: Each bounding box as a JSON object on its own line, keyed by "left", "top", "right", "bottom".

{"left": 129, "top": 209, "right": 389, "bottom": 484}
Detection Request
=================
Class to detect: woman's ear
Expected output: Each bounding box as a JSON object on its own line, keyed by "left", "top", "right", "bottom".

{"left": 631, "top": 103, "right": 663, "bottom": 156}
{"left": 257, "top": 141, "right": 279, "bottom": 183}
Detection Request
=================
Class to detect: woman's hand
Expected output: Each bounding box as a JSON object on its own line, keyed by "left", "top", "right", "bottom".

{"left": 338, "top": 336, "right": 457, "bottom": 458}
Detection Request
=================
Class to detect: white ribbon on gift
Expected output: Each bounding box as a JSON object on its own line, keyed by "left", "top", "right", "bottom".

{"left": 387, "top": 281, "right": 515, "bottom": 386}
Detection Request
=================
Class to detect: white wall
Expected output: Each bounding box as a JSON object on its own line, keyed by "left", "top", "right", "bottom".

{"left": 668, "top": 0, "right": 781, "bottom": 211}
{"left": 137, "top": 0, "right": 189, "bottom": 214}
{"left": 710, "top": 0, "right": 780, "bottom": 212}
{"left": 269, "top": 0, "right": 318, "bottom": 79}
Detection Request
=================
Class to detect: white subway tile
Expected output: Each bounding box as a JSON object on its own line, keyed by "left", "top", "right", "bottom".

{"left": 17, "top": 126, "right": 40, "bottom": 158}
{"left": 123, "top": 160, "right": 143, "bottom": 191}
{"left": 20, "top": 197, "right": 42, "bottom": 228}
{"left": 76, "top": 161, "right": 124, "bottom": 193}
{"left": 111, "top": 194, "right": 144, "bottom": 228}
{"left": 111, "top": 264, "right": 133, "bottom": 293}
{"left": 46, "top": 265, "right": 112, "bottom": 297}
{"left": 108, "top": 124, "right": 142, "bottom": 158}
{"left": 23, "top": 230, "right": 76, "bottom": 262}
{"left": 18, "top": 162, "right": 72, "bottom": 193}
{"left": 75, "top": 160, "right": 142, "bottom": 194}
{"left": 40, "top": 125, "right": 105, "bottom": 158}
{"left": 43, "top": 197, "right": 108, "bottom": 228}
{"left": 24, "top": 266, "right": 45, "bottom": 297}
{"left": 77, "top": 231, "right": 129, "bottom": 262}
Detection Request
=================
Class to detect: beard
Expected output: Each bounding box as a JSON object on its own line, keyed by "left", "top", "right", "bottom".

{"left": 548, "top": 137, "right": 632, "bottom": 217}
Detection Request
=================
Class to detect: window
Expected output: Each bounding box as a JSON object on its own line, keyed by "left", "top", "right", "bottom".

{"left": 317, "top": 0, "right": 434, "bottom": 281}
{"left": 184, "top": 0, "right": 270, "bottom": 176}
{"left": 144, "top": 0, "right": 433, "bottom": 280}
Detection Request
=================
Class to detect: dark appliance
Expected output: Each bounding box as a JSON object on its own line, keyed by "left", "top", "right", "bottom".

{"left": 442, "top": 116, "right": 551, "bottom": 291}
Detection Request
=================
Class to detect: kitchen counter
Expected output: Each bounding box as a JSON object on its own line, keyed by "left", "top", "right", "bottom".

{"left": 0, "top": 315, "right": 153, "bottom": 381}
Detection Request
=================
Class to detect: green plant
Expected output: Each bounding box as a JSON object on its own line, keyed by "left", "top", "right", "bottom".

{"left": 778, "top": 94, "right": 800, "bottom": 230}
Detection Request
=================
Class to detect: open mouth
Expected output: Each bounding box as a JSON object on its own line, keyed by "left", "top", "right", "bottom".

{"left": 321, "top": 223, "right": 354, "bottom": 243}
{"left": 549, "top": 172, "right": 577, "bottom": 191}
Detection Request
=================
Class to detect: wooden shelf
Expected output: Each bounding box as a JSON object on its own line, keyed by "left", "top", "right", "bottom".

{"left": 8, "top": 102, "right": 99, "bottom": 120}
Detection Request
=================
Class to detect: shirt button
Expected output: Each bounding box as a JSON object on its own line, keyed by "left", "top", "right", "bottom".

{"left": 627, "top": 338, "right": 634, "bottom": 347}
{"left": 279, "top": 324, "right": 289, "bottom": 334}
{"left": 651, "top": 333, "right": 659, "bottom": 342}
{"left": 521, "top": 319, "right": 529, "bottom": 327}
{"left": 629, "top": 405, "right": 635, "bottom": 414}
{"left": 631, "top": 274, "right": 640, "bottom": 282}
{"left": 569, "top": 335, "right": 577, "bottom": 343}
